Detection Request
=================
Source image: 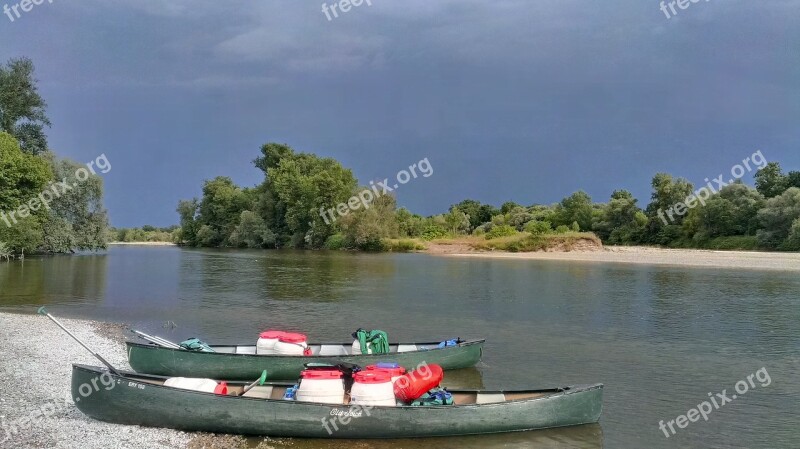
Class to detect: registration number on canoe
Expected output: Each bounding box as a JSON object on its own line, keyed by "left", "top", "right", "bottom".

{"left": 127, "top": 381, "right": 146, "bottom": 390}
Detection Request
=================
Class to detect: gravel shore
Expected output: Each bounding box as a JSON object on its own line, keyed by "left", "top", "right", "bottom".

{"left": 0, "top": 312, "right": 192, "bottom": 449}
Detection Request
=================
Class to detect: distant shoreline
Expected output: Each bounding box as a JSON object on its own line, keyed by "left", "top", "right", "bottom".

{"left": 431, "top": 245, "right": 800, "bottom": 272}
{"left": 108, "top": 241, "right": 176, "bottom": 246}
{"left": 105, "top": 241, "right": 800, "bottom": 271}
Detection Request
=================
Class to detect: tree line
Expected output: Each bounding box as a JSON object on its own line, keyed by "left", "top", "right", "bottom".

{"left": 0, "top": 58, "right": 109, "bottom": 258}
{"left": 177, "top": 143, "right": 800, "bottom": 252}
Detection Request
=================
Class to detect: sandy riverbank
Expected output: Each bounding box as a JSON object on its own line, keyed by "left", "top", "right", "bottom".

{"left": 433, "top": 245, "right": 800, "bottom": 272}
{"left": 0, "top": 313, "right": 284, "bottom": 449}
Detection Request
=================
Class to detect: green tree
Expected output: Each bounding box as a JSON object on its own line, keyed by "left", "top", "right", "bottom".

{"left": 176, "top": 199, "right": 199, "bottom": 245}
{"left": 593, "top": 190, "right": 645, "bottom": 244}
{"left": 553, "top": 191, "right": 593, "bottom": 231}
{"left": 756, "top": 187, "right": 800, "bottom": 249}
{"left": 500, "top": 201, "right": 521, "bottom": 215}
{"left": 689, "top": 183, "right": 764, "bottom": 241}
{"left": 39, "top": 154, "right": 109, "bottom": 252}
{"left": 754, "top": 162, "right": 788, "bottom": 198}
{"left": 643, "top": 173, "right": 694, "bottom": 244}
{"left": 785, "top": 171, "right": 800, "bottom": 190}
{"left": 783, "top": 218, "right": 800, "bottom": 251}
{"left": 452, "top": 200, "right": 496, "bottom": 230}
{"left": 265, "top": 148, "right": 357, "bottom": 248}
{"left": 395, "top": 207, "right": 424, "bottom": 237}
{"left": 524, "top": 220, "right": 551, "bottom": 235}
{"left": 0, "top": 58, "right": 51, "bottom": 155}
{"left": 444, "top": 206, "right": 470, "bottom": 235}
{"left": 196, "top": 177, "right": 251, "bottom": 247}
{"left": 229, "top": 210, "right": 275, "bottom": 248}
{"left": 338, "top": 193, "right": 398, "bottom": 250}
{"left": 0, "top": 131, "right": 51, "bottom": 212}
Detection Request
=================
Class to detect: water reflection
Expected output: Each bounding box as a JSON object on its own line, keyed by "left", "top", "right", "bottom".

{"left": 0, "top": 253, "right": 107, "bottom": 306}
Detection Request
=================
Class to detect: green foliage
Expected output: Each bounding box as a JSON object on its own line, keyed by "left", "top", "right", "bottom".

{"left": 523, "top": 220, "right": 551, "bottom": 235}
{"left": 592, "top": 190, "right": 644, "bottom": 243}
{"left": 553, "top": 191, "right": 593, "bottom": 231}
{"left": 384, "top": 239, "right": 425, "bottom": 252}
{"left": 112, "top": 225, "right": 179, "bottom": 243}
{"left": 754, "top": 162, "right": 788, "bottom": 198}
{"left": 196, "top": 177, "right": 251, "bottom": 247}
{"left": 757, "top": 187, "right": 800, "bottom": 249}
{"left": 443, "top": 206, "right": 470, "bottom": 235}
{"left": 195, "top": 224, "right": 220, "bottom": 247}
{"left": 40, "top": 154, "right": 109, "bottom": 252}
{"left": 0, "top": 58, "right": 51, "bottom": 155}
{"left": 485, "top": 224, "right": 518, "bottom": 240}
{"left": 554, "top": 225, "right": 570, "bottom": 234}
{"left": 643, "top": 173, "right": 694, "bottom": 243}
{"left": 229, "top": 211, "right": 274, "bottom": 248}
{"left": 0, "top": 131, "right": 52, "bottom": 211}
{"left": 176, "top": 199, "right": 199, "bottom": 245}
{"left": 500, "top": 201, "right": 521, "bottom": 215}
{"left": 782, "top": 218, "right": 800, "bottom": 251}
{"left": 396, "top": 208, "right": 425, "bottom": 238}
{"left": 324, "top": 233, "right": 345, "bottom": 250}
{"left": 262, "top": 145, "right": 357, "bottom": 248}
{"left": 420, "top": 224, "right": 448, "bottom": 241}
{"left": 688, "top": 183, "right": 764, "bottom": 242}
{"left": 702, "top": 235, "right": 760, "bottom": 251}
{"left": 338, "top": 193, "right": 398, "bottom": 250}
{"left": 0, "top": 241, "right": 10, "bottom": 260}
{"left": 451, "top": 200, "right": 497, "bottom": 231}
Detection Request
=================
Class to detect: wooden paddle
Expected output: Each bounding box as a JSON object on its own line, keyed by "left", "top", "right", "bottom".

{"left": 240, "top": 370, "right": 268, "bottom": 396}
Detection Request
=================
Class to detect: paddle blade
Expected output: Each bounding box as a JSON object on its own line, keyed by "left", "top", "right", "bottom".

{"left": 37, "top": 306, "right": 48, "bottom": 316}
{"left": 258, "top": 370, "right": 268, "bottom": 386}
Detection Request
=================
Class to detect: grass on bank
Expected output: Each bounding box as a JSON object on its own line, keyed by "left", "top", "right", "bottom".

{"left": 431, "top": 232, "right": 602, "bottom": 252}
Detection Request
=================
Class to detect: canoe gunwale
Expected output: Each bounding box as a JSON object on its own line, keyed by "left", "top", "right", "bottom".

{"left": 125, "top": 338, "right": 486, "bottom": 359}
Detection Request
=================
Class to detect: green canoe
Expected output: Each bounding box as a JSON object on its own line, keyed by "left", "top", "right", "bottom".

{"left": 126, "top": 339, "right": 485, "bottom": 380}
{"left": 72, "top": 364, "right": 603, "bottom": 438}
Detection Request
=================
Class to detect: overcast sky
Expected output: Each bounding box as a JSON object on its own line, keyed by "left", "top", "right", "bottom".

{"left": 1, "top": 0, "right": 798, "bottom": 226}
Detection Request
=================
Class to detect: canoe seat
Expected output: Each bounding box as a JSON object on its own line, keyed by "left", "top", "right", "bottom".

{"left": 476, "top": 393, "right": 506, "bottom": 404}
{"left": 242, "top": 386, "right": 274, "bottom": 399}
{"left": 397, "top": 344, "right": 418, "bottom": 353}
{"left": 318, "top": 345, "right": 349, "bottom": 356}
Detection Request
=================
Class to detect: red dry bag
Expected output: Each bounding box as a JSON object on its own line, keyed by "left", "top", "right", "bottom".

{"left": 393, "top": 363, "right": 443, "bottom": 402}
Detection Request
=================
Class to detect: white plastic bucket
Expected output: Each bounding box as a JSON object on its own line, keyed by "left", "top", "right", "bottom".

{"left": 164, "top": 377, "right": 220, "bottom": 393}
{"left": 351, "top": 340, "right": 373, "bottom": 355}
{"left": 350, "top": 372, "right": 395, "bottom": 406}
{"left": 296, "top": 370, "right": 345, "bottom": 404}
{"left": 256, "top": 330, "right": 285, "bottom": 355}
{"left": 274, "top": 333, "right": 308, "bottom": 355}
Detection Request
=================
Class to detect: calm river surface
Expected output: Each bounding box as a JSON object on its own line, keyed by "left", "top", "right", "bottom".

{"left": 1, "top": 246, "right": 798, "bottom": 448}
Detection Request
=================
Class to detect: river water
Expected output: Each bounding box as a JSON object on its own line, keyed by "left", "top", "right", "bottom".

{"left": 1, "top": 246, "right": 797, "bottom": 448}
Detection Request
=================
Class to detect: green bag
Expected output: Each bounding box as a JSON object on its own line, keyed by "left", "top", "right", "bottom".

{"left": 179, "top": 338, "right": 214, "bottom": 352}
{"left": 352, "top": 328, "right": 390, "bottom": 355}
{"left": 410, "top": 387, "right": 454, "bottom": 406}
